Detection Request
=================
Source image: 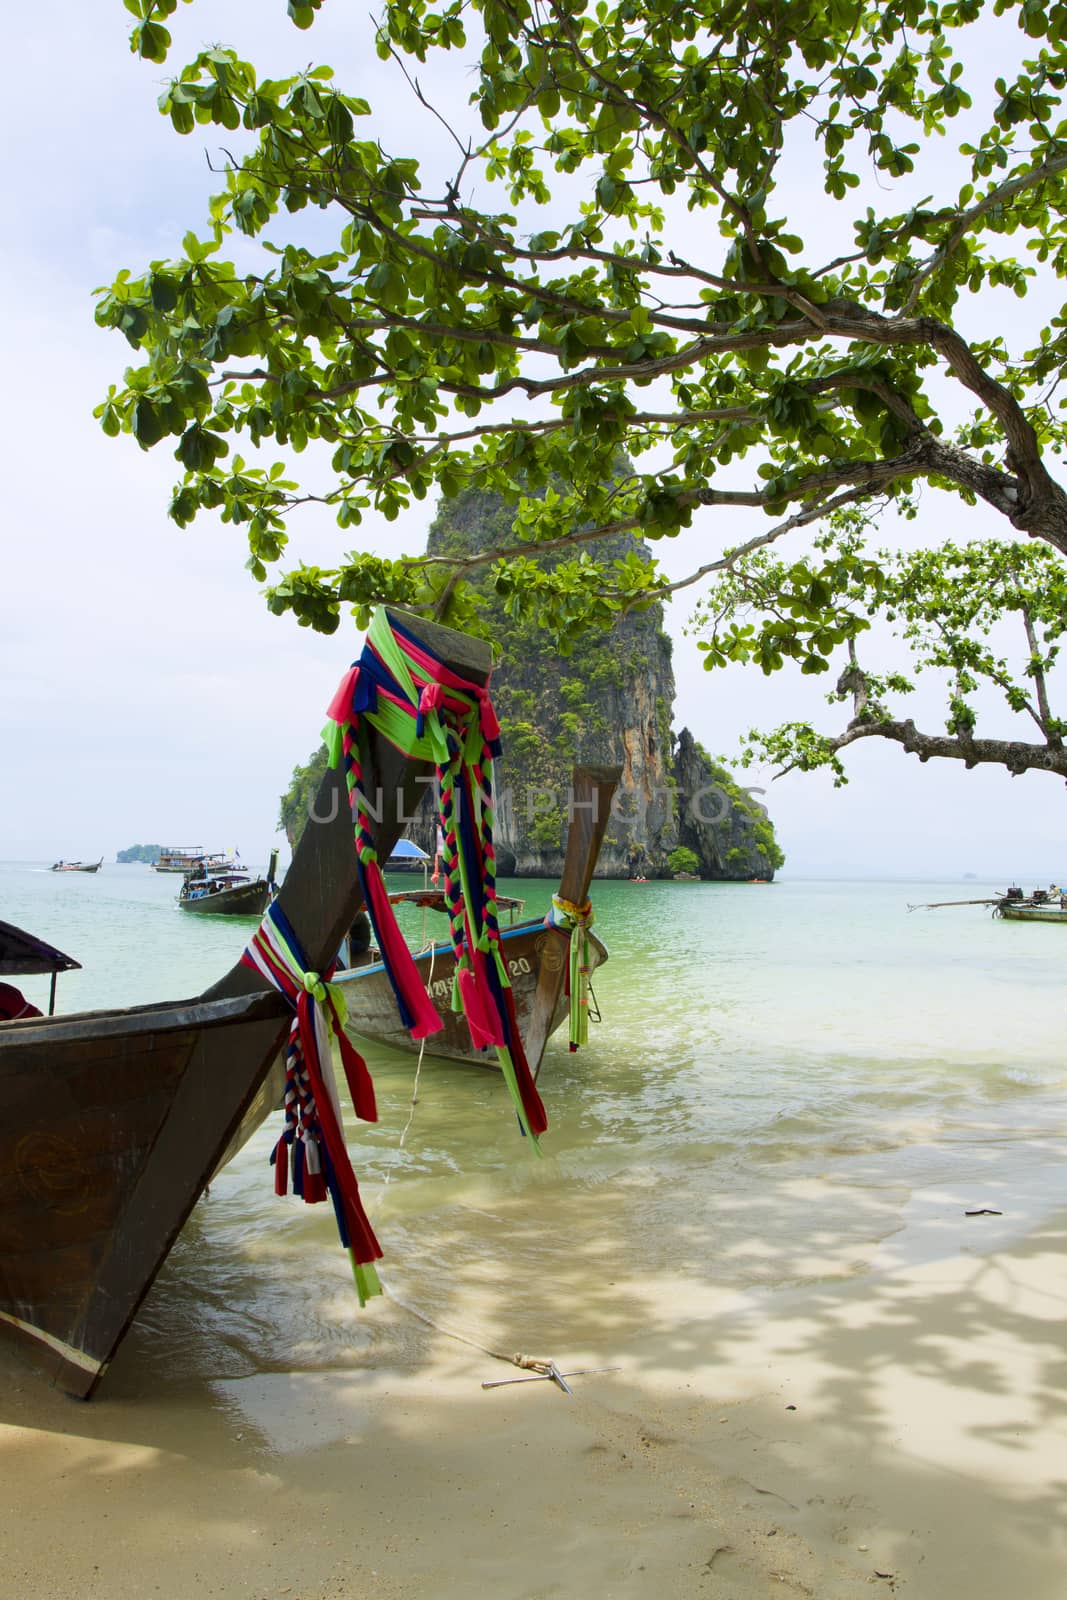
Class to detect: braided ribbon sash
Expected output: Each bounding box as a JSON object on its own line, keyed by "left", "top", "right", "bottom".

{"left": 546, "top": 895, "right": 596, "bottom": 1051}
{"left": 242, "top": 900, "right": 383, "bottom": 1305}
{"left": 324, "top": 609, "right": 548, "bottom": 1150}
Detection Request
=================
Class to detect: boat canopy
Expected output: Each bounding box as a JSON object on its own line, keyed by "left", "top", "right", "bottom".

{"left": 0, "top": 918, "right": 82, "bottom": 976}
{"left": 386, "top": 838, "right": 430, "bottom": 862}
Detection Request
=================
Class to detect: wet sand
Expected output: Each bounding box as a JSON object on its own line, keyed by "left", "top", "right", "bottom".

{"left": 3, "top": 1175, "right": 1067, "bottom": 1599}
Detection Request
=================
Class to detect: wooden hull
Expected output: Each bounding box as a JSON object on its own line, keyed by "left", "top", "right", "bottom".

{"left": 50, "top": 861, "right": 102, "bottom": 874}
{"left": 0, "top": 609, "right": 494, "bottom": 1398}
{"left": 337, "top": 763, "right": 620, "bottom": 1073}
{"left": 339, "top": 920, "right": 609, "bottom": 1065}
{"left": 996, "top": 903, "right": 1067, "bottom": 924}
{"left": 0, "top": 991, "right": 289, "bottom": 1395}
{"left": 179, "top": 880, "right": 271, "bottom": 917}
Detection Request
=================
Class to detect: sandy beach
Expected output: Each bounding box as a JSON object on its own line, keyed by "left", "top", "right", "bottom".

{"left": 4, "top": 1154, "right": 1067, "bottom": 1600}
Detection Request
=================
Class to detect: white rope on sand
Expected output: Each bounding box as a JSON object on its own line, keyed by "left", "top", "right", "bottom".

{"left": 372, "top": 941, "right": 568, "bottom": 1380}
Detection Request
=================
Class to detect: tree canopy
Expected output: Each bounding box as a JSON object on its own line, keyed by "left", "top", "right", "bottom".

{"left": 693, "top": 512, "right": 1067, "bottom": 779}
{"left": 100, "top": 0, "right": 1067, "bottom": 775}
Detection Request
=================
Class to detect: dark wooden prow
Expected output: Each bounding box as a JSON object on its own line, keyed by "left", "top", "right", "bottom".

{"left": 77, "top": 610, "right": 492, "bottom": 1394}
{"left": 523, "top": 765, "right": 621, "bottom": 1078}
{"left": 207, "top": 608, "right": 492, "bottom": 1004}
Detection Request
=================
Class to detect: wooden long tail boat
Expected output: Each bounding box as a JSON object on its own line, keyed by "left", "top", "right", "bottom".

{"left": 178, "top": 862, "right": 276, "bottom": 919}
{"left": 995, "top": 899, "right": 1067, "bottom": 924}
{"left": 177, "top": 874, "right": 272, "bottom": 916}
{"left": 50, "top": 858, "right": 103, "bottom": 874}
{"left": 336, "top": 766, "right": 619, "bottom": 1071}
{"left": 177, "top": 851, "right": 279, "bottom": 916}
{"left": 0, "top": 610, "right": 492, "bottom": 1399}
{"left": 910, "top": 887, "right": 1067, "bottom": 923}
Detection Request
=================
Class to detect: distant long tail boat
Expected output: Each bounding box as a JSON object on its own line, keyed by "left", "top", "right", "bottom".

{"left": 995, "top": 893, "right": 1067, "bottom": 924}
{"left": 909, "top": 886, "right": 1067, "bottom": 923}
{"left": 177, "top": 851, "right": 279, "bottom": 918}
{"left": 49, "top": 858, "right": 103, "bottom": 873}
{"left": 0, "top": 609, "right": 500, "bottom": 1397}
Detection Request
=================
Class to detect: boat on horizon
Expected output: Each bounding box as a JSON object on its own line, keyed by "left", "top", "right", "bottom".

{"left": 337, "top": 766, "right": 618, "bottom": 1071}
{"left": 153, "top": 846, "right": 228, "bottom": 874}
{"left": 0, "top": 609, "right": 501, "bottom": 1398}
{"left": 49, "top": 858, "right": 103, "bottom": 874}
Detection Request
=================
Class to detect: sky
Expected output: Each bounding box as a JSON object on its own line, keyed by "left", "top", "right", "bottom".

{"left": 1, "top": 1, "right": 1064, "bottom": 879}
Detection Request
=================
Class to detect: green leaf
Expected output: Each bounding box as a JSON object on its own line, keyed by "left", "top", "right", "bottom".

{"left": 131, "top": 20, "right": 171, "bottom": 63}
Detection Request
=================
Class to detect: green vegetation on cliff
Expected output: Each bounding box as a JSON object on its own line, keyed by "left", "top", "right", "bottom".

{"left": 700, "top": 745, "right": 786, "bottom": 875}
{"left": 116, "top": 844, "right": 162, "bottom": 864}
{"left": 428, "top": 488, "right": 675, "bottom": 872}
{"left": 672, "top": 731, "right": 786, "bottom": 880}
{"left": 279, "top": 746, "right": 329, "bottom": 849}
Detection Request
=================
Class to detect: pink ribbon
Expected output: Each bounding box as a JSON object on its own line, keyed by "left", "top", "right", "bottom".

{"left": 476, "top": 686, "right": 500, "bottom": 744}
{"left": 420, "top": 682, "right": 444, "bottom": 714}
{"left": 456, "top": 955, "right": 504, "bottom": 1051}
{"left": 397, "top": 635, "right": 500, "bottom": 744}
{"left": 326, "top": 665, "right": 361, "bottom": 725}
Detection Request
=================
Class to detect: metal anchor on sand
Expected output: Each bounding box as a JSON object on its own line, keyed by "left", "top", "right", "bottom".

{"left": 481, "top": 1361, "right": 620, "bottom": 1394}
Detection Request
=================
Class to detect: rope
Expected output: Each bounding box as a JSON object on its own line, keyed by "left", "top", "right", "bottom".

{"left": 380, "top": 1284, "right": 559, "bottom": 1375}
{"left": 399, "top": 1023, "right": 428, "bottom": 1153}
{"left": 373, "top": 941, "right": 560, "bottom": 1375}
{"left": 386, "top": 939, "right": 436, "bottom": 1180}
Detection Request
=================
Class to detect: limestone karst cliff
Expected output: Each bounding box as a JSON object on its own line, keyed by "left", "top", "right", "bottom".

{"left": 279, "top": 490, "right": 783, "bottom": 879}
{"left": 424, "top": 489, "right": 678, "bottom": 877}
{"left": 672, "top": 729, "right": 783, "bottom": 881}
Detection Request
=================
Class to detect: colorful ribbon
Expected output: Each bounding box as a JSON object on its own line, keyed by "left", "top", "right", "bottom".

{"left": 325, "top": 608, "right": 547, "bottom": 1149}
{"left": 242, "top": 900, "right": 383, "bottom": 1305}
{"left": 546, "top": 894, "right": 596, "bottom": 1051}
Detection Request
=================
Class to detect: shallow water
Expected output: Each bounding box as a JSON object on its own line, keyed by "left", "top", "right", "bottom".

{"left": 4, "top": 861, "right": 1065, "bottom": 1389}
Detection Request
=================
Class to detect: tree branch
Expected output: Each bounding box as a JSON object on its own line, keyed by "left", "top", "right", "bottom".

{"left": 815, "top": 717, "right": 1067, "bottom": 779}
{"left": 901, "top": 149, "right": 1067, "bottom": 315}
{"left": 1019, "top": 594, "right": 1060, "bottom": 741}
{"left": 648, "top": 483, "right": 891, "bottom": 601}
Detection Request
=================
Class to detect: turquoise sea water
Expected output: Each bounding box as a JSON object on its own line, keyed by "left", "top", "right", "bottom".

{"left": 3, "top": 860, "right": 1065, "bottom": 1387}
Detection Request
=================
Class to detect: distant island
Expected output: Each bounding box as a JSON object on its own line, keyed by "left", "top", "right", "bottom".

{"left": 116, "top": 844, "right": 162, "bottom": 864}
